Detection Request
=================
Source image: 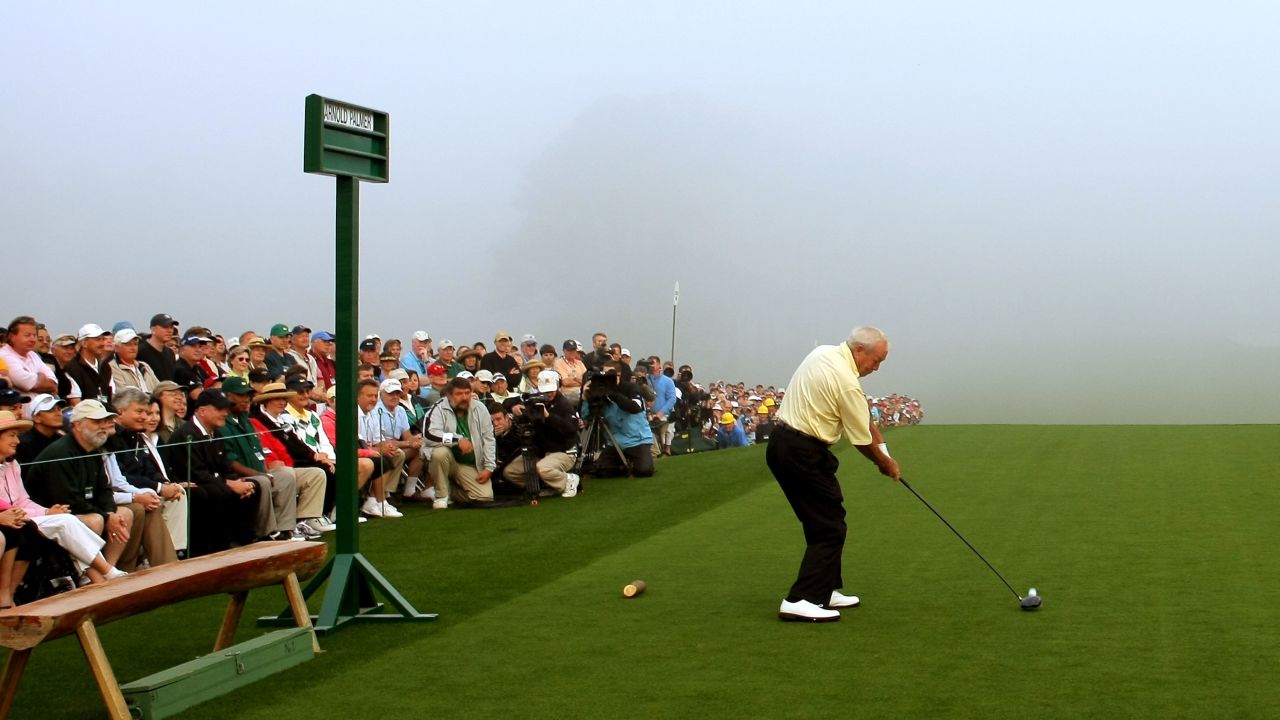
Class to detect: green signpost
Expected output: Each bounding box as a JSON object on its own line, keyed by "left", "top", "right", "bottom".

{"left": 262, "top": 94, "right": 433, "bottom": 633}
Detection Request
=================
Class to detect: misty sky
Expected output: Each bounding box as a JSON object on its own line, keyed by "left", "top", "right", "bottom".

{"left": 3, "top": 2, "right": 1276, "bottom": 423}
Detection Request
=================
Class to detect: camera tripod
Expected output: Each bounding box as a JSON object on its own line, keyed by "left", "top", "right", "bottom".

{"left": 512, "top": 421, "right": 544, "bottom": 505}
{"left": 576, "top": 406, "right": 633, "bottom": 478}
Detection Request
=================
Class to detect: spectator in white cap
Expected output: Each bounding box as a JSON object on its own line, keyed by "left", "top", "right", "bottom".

{"left": 373, "top": 378, "right": 426, "bottom": 500}
{"left": 109, "top": 328, "right": 160, "bottom": 394}
{"left": 65, "top": 324, "right": 114, "bottom": 406}
{"left": 15, "top": 394, "right": 65, "bottom": 465}
{"left": 401, "top": 331, "right": 434, "bottom": 377}
{"left": 0, "top": 316, "right": 59, "bottom": 397}
{"left": 519, "top": 335, "right": 539, "bottom": 364}
{"left": 435, "top": 340, "right": 462, "bottom": 379}
{"left": 490, "top": 373, "right": 516, "bottom": 403}
{"left": 472, "top": 370, "right": 495, "bottom": 401}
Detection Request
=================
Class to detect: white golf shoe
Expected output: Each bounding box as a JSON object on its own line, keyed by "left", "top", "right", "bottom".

{"left": 779, "top": 598, "right": 840, "bottom": 623}
{"left": 828, "top": 590, "right": 861, "bottom": 608}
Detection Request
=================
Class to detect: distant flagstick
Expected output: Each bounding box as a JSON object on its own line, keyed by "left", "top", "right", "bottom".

{"left": 671, "top": 282, "right": 680, "bottom": 369}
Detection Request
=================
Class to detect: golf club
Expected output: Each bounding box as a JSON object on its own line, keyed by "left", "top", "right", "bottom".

{"left": 899, "top": 478, "right": 1041, "bottom": 611}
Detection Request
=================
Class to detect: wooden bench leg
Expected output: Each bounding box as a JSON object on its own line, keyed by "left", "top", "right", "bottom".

{"left": 76, "top": 618, "right": 130, "bottom": 720}
{"left": 214, "top": 591, "right": 249, "bottom": 652}
{"left": 0, "top": 649, "right": 31, "bottom": 720}
{"left": 283, "top": 572, "right": 321, "bottom": 654}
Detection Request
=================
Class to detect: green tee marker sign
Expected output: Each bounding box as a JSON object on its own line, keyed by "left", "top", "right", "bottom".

{"left": 304, "top": 95, "right": 389, "bottom": 182}
{"left": 261, "top": 95, "right": 432, "bottom": 634}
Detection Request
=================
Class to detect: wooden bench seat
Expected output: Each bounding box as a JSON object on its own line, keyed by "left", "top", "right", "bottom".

{"left": 0, "top": 541, "right": 328, "bottom": 719}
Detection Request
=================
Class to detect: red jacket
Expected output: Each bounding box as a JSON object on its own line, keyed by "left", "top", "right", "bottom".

{"left": 249, "top": 418, "right": 296, "bottom": 468}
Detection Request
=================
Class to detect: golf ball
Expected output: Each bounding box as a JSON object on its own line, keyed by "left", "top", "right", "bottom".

{"left": 1028, "top": 588, "right": 1037, "bottom": 597}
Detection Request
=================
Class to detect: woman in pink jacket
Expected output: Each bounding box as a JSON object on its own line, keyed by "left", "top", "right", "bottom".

{"left": 0, "top": 412, "right": 126, "bottom": 604}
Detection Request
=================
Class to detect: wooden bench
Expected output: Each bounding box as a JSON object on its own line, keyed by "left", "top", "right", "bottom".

{"left": 0, "top": 541, "right": 328, "bottom": 720}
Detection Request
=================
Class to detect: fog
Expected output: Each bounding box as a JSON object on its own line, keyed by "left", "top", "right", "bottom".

{"left": 4, "top": 2, "right": 1277, "bottom": 423}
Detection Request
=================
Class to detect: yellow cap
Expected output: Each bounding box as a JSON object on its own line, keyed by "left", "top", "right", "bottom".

{"left": 720, "top": 412, "right": 736, "bottom": 424}
{"left": 764, "top": 398, "right": 775, "bottom": 407}
{"left": 757, "top": 405, "right": 769, "bottom": 415}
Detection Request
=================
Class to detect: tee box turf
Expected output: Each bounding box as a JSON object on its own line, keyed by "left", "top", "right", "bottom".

{"left": 119, "top": 628, "right": 315, "bottom": 719}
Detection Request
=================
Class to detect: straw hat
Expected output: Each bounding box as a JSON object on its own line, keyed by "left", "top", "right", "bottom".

{"left": 0, "top": 410, "right": 33, "bottom": 434}
{"left": 253, "top": 382, "right": 296, "bottom": 403}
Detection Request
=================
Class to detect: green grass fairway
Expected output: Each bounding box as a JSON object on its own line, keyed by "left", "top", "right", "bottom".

{"left": 8, "top": 426, "right": 1279, "bottom": 719}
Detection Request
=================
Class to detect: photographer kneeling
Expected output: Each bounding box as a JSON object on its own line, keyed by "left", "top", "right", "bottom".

{"left": 501, "top": 370, "right": 581, "bottom": 498}
{"left": 580, "top": 367, "right": 656, "bottom": 478}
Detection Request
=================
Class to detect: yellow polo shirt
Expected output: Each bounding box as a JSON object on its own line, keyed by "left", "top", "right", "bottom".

{"left": 776, "top": 343, "right": 872, "bottom": 446}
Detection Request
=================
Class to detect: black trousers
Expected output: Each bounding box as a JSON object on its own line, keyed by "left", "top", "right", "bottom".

{"left": 766, "top": 425, "right": 845, "bottom": 606}
{"left": 594, "top": 444, "right": 656, "bottom": 478}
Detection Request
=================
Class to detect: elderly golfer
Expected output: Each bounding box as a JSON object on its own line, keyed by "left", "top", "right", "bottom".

{"left": 768, "top": 326, "right": 900, "bottom": 622}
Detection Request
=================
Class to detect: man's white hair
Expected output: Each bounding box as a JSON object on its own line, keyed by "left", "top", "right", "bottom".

{"left": 847, "top": 326, "right": 888, "bottom": 350}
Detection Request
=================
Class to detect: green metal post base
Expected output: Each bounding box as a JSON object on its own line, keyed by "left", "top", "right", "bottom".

{"left": 258, "top": 552, "right": 436, "bottom": 634}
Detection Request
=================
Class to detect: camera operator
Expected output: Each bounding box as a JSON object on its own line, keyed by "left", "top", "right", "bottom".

{"left": 671, "top": 365, "right": 708, "bottom": 432}
{"left": 485, "top": 401, "right": 525, "bottom": 497}
{"left": 580, "top": 367, "right": 655, "bottom": 478}
{"left": 501, "top": 370, "right": 581, "bottom": 498}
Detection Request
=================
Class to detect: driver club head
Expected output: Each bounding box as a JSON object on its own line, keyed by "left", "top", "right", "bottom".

{"left": 1020, "top": 595, "right": 1042, "bottom": 611}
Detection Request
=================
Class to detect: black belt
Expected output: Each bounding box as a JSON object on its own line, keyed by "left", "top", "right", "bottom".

{"left": 774, "top": 421, "right": 831, "bottom": 447}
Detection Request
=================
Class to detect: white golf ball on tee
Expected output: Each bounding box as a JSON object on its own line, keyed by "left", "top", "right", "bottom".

{"left": 1027, "top": 588, "right": 1037, "bottom": 597}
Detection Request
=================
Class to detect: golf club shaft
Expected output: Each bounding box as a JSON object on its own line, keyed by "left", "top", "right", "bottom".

{"left": 900, "top": 478, "right": 1022, "bottom": 600}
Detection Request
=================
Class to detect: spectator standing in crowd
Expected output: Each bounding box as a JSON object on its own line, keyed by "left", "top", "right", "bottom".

{"left": 538, "top": 344, "right": 558, "bottom": 371}
{"left": 166, "top": 389, "right": 262, "bottom": 555}
{"left": 501, "top": 370, "right": 581, "bottom": 498}
{"left": 310, "top": 331, "right": 336, "bottom": 392}
{"left": 580, "top": 367, "right": 655, "bottom": 478}
{"left": 585, "top": 332, "right": 611, "bottom": 371}
{"left": 0, "top": 317, "right": 59, "bottom": 396}
{"left": 16, "top": 394, "right": 65, "bottom": 465}
{"left": 49, "top": 334, "right": 82, "bottom": 400}
{"left": 553, "top": 340, "right": 588, "bottom": 406}
{"left": 481, "top": 331, "right": 522, "bottom": 386}
{"left": 519, "top": 335, "right": 539, "bottom": 364}
{"left": 358, "top": 339, "right": 382, "bottom": 381}
{"left": 264, "top": 324, "right": 292, "bottom": 379}
{"left": 717, "top": 412, "right": 750, "bottom": 448}
{"left": 137, "top": 314, "right": 179, "bottom": 382}
{"left": 66, "top": 324, "right": 114, "bottom": 405}
{"left": 109, "top": 328, "right": 160, "bottom": 394}
{"left": 646, "top": 357, "right": 678, "bottom": 456}
{"left": 286, "top": 326, "right": 323, "bottom": 402}
{"left": 173, "top": 334, "right": 211, "bottom": 400}
{"left": 401, "top": 331, "right": 433, "bottom": 377}
{"left": 424, "top": 377, "right": 496, "bottom": 509}
{"left": 768, "top": 326, "right": 900, "bottom": 623}
{"left": 24, "top": 401, "right": 136, "bottom": 570}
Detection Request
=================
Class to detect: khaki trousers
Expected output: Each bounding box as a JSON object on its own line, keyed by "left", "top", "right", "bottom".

{"left": 247, "top": 472, "right": 297, "bottom": 535}
{"left": 502, "top": 451, "right": 574, "bottom": 492}
{"left": 429, "top": 446, "right": 493, "bottom": 503}
{"left": 117, "top": 501, "right": 179, "bottom": 571}
{"left": 274, "top": 466, "right": 326, "bottom": 520}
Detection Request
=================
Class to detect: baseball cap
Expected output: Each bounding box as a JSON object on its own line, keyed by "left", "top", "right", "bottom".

{"left": 0, "top": 380, "right": 30, "bottom": 407}
{"left": 269, "top": 323, "right": 290, "bottom": 338}
{"left": 757, "top": 405, "right": 769, "bottom": 415}
{"left": 475, "top": 370, "right": 495, "bottom": 383}
{"left": 521, "top": 334, "right": 537, "bottom": 345}
{"left": 364, "top": 333, "right": 381, "bottom": 341}
{"left": 720, "top": 412, "right": 736, "bottom": 424}
{"left": 53, "top": 334, "right": 77, "bottom": 348}
{"left": 246, "top": 337, "right": 268, "bottom": 348}
{"left": 620, "top": 348, "right": 631, "bottom": 358}
{"left": 149, "top": 314, "right": 179, "bottom": 328}
{"left": 437, "top": 339, "right": 455, "bottom": 350}
{"left": 193, "top": 389, "right": 232, "bottom": 410}
{"left": 412, "top": 330, "right": 431, "bottom": 342}
{"left": 379, "top": 379, "right": 403, "bottom": 394}
{"left": 491, "top": 374, "right": 509, "bottom": 385}
{"left": 359, "top": 339, "right": 378, "bottom": 352}
{"left": 23, "top": 393, "right": 65, "bottom": 420}
{"left": 494, "top": 331, "right": 513, "bottom": 343}
{"left": 222, "top": 376, "right": 253, "bottom": 395}
{"left": 181, "top": 335, "right": 209, "bottom": 346}
{"left": 77, "top": 324, "right": 111, "bottom": 341}
{"left": 111, "top": 321, "right": 135, "bottom": 334}
{"left": 286, "top": 378, "right": 315, "bottom": 393}
{"left": 536, "top": 370, "right": 560, "bottom": 393}
{"left": 114, "top": 328, "right": 139, "bottom": 344}
{"left": 70, "top": 399, "right": 117, "bottom": 422}
{"left": 562, "top": 339, "right": 580, "bottom": 352}
{"left": 313, "top": 331, "right": 335, "bottom": 342}
{"left": 456, "top": 371, "right": 474, "bottom": 380}
{"left": 426, "top": 363, "right": 447, "bottom": 377}
{"left": 378, "top": 352, "right": 397, "bottom": 362}
{"left": 386, "top": 368, "right": 410, "bottom": 382}
{"left": 152, "top": 380, "right": 186, "bottom": 396}
{"left": 290, "top": 325, "right": 311, "bottom": 336}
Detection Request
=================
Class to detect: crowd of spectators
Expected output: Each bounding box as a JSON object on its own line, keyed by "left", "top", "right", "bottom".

{"left": 869, "top": 394, "right": 924, "bottom": 427}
